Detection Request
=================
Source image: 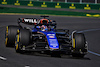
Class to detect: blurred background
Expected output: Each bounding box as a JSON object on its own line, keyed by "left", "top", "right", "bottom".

{"left": 21, "top": 0, "right": 100, "bottom": 4}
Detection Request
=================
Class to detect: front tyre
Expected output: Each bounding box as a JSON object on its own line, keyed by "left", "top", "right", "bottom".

{"left": 15, "top": 30, "right": 21, "bottom": 53}
{"left": 15, "top": 29, "right": 31, "bottom": 53}
{"left": 72, "top": 33, "right": 88, "bottom": 58}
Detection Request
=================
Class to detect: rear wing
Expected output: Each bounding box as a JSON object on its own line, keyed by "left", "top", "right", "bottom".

{"left": 18, "top": 18, "right": 38, "bottom": 25}
{"left": 18, "top": 18, "right": 56, "bottom": 26}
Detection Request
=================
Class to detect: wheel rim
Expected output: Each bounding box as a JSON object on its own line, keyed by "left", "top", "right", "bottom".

{"left": 15, "top": 30, "right": 20, "bottom": 50}
{"left": 5, "top": 26, "right": 8, "bottom": 45}
{"left": 73, "top": 38, "right": 75, "bottom": 48}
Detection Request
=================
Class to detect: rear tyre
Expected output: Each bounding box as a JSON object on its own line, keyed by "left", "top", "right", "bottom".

{"left": 72, "top": 33, "right": 87, "bottom": 58}
{"left": 15, "top": 29, "right": 31, "bottom": 53}
{"left": 5, "top": 25, "right": 20, "bottom": 47}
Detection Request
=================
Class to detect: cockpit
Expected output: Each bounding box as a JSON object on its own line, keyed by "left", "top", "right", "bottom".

{"left": 18, "top": 16, "right": 56, "bottom": 32}
{"left": 40, "top": 19, "right": 49, "bottom": 25}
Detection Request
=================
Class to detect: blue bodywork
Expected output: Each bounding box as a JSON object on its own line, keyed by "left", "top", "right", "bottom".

{"left": 32, "top": 27, "right": 59, "bottom": 49}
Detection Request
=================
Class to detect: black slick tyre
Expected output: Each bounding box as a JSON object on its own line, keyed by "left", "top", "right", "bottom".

{"left": 72, "top": 33, "right": 87, "bottom": 58}
{"left": 5, "top": 25, "right": 20, "bottom": 47}
{"left": 15, "top": 29, "right": 31, "bottom": 53}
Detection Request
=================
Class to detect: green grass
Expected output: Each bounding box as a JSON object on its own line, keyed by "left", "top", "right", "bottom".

{"left": 0, "top": 7, "right": 100, "bottom": 17}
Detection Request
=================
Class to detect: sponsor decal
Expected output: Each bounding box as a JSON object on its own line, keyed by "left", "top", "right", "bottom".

{"left": 49, "top": 35, "right": 54, "bottom": 38}
{"left": 47, "top": 34, "right": 55, "bottom": 38}
{"left": 46, "top": 33, "right": 59, "bottom": 49}
{"left": 49, "top": 39, "right": 58, "bottom": 47}
{"left": 24, "top": 19, "right": 34, "bottom": 23}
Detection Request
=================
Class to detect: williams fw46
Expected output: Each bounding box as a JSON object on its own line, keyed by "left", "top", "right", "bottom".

{"left": 5, "top": 16, "right": 88, "bottom": 57}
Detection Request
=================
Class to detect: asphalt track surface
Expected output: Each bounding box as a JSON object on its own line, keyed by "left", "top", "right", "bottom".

{"left": 0, "top": 15, "right": 100, "bottom": 67}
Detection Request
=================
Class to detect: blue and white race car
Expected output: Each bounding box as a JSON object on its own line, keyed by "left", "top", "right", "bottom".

{"left": 5, "top": 16, "right": 88, "bottom": 57}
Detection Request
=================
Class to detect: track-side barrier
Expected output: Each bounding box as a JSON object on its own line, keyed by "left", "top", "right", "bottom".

{"left": 0, "top": 0, "right": 100, "bottom": 10}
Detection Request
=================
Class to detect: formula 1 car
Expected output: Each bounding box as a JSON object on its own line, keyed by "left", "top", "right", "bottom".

{"left": 5, "top": 16, "right": 88, "bottom": 57}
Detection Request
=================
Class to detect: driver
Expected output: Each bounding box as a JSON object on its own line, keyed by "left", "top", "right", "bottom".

{"left": 41, "top": 25, "right": 48, "bottom": 31}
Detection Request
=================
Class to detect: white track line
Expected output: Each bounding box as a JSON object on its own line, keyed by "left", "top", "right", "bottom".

{"left": 0, "top": 56, "right": 7, "bottom": 61}
{"left": 88, "top": 50, "right": 100, "bottom": 57}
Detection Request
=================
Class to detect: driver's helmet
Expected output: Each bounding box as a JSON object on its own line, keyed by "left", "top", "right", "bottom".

{"left": 41, "top": 25, "right": 48, "bottom": 31}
